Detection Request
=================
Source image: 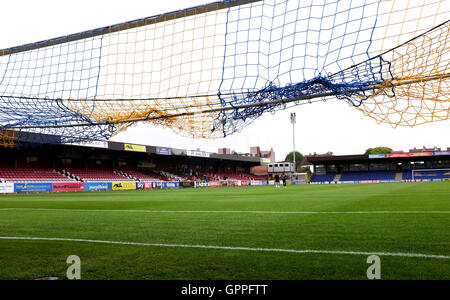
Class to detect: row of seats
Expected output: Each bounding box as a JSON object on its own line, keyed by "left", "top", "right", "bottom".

{"left": 243, "top": 173, "right": 266, "bottom": 181}
{"left": 0, "top": 168, "right": 159, "bottom": 183}
{"left": 312, "top": 170, "right": 450, "bottom": 182}
{"left": 0, "top": 167, "right": 267, "bottom": 183}
{"left": 403, "top": 170, "right": 413, "bottom": 180}
{"left": 340, "top": 171, "right": 396, "bottom": 181}
{"left": 161, "top": 171, "right": 185, "bottom": 181}
{"left": 310, "top": 173, "right": 336, "bottom": 183}
{"left": 311, "top": 171, "right": 395, "bottom": 182}
{"left": 65, "top": 169, "right": 134, "bottom": 182}
{"left": 118, "top": 170, "right": 160, "bottom": 181}
{"left": 215, "top": 173, "right": 265, "bottom": 181}
{"left": 0, "top": 168, "right": 74, "bottom": 182}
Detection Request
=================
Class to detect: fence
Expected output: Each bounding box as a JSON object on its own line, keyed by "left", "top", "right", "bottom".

{"left": 0, "top": 180, "right": 270, "bottom": 194}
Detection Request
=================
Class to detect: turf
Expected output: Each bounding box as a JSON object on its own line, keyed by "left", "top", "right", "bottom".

{"left": 0, "top": 182, "right": 449, "bottom": 280}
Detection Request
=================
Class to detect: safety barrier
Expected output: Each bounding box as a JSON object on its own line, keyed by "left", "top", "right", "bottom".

{"left": 84, "top": 182, "right": 112, "bottom": 191}
{"left": 15, "top": 183, "right": 53, "bottom": 193}
{"left": 0, "top": 182, "right": 14, "bottom": 193}
{"left": 0, "top": 180, "right": 271, "bottom": 194}
{"left": 112, "top": 182, "right": 136, "bottom": 191}
{"left": 4, "top": 178, "right": 441, "bottom": 194}
{"left": 53, "top": 182, "right": 85, "bottom": 192}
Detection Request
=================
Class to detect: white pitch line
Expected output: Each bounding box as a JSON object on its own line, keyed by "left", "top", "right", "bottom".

{"left": 0, "top": 207, "right": 450, "bottom": 214}
{"left": 0, "top": 236, "right": 449, "bottom": 259}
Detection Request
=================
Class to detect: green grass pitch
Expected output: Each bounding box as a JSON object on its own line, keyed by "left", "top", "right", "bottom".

{"left": 0, "top": 182, "right": 449, "bottom": 280}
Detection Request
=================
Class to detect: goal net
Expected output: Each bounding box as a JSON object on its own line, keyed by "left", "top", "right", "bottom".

{"left": 0, "top": 0, "right": 449, "bottom": 146}
{"left": 411, "top": 169, "right": 450, "bottom": 181}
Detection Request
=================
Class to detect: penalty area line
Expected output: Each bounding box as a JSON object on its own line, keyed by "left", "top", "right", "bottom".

{"left": 1, "top": 208, "right": 450, "bottom": 214}
{"left": 0, "top": 236, "right": 449, "bottom": 260}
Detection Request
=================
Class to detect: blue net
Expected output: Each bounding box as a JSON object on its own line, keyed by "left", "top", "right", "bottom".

{"left": 0, "top": 32, "right": 113, "bottom": 145}
{"left": 216, "top": 0, "right": 391, "bottom": 135}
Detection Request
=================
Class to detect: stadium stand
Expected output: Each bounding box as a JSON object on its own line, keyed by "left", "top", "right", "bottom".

{"left": 0, "top": 167, "right": 74, "bottom": 183}
{"left": 339, "top": 171, "right": 396, "bottom": 182}
{"left": 242, "top": 173, "right": 266, "bottom": 181}
{"left": 310, "top": 173, "right": 336, "bottom": 183}
{"left": 118, "top": 170, "right": 159, "bottom": 182}
{"left": 65, "top": 169, "right": 133, "bottom": 182}
{"left": 305, "top": 147, "right": 450, "bottom": 184}
{"left": 402, "top": 170, "right": 413, "bottom": 180}
{"left": 216, "top": 172, "right": 265, "bottom": 181}
{"left": 160, "top": 171, "right": 185, "bottom": 182}
{"left": 404, "top": 170, "right": 450, "bottom": 180}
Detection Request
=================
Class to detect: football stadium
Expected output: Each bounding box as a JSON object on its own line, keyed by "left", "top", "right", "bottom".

{"left": 0, "top": 0, "right": 449, "bottom": 283}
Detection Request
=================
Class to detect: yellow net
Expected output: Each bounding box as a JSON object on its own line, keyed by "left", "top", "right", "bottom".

{"left": 358, "top": 20, "right": 450, "bottom": 126}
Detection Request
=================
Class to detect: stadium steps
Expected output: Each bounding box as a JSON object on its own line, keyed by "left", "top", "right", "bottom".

{"left": 61, "top": 170, "right": 84, "bottom": 182}
{"left": 333, "top": 174, "right": 341, "bottom": 182}
{"left": 58, "top": 170, "right": 80, "bottom": 182}
{"left": 116, "top": 171, "right": 135, "bottom": 180}
{"left": 395, "top": 172, "right": 403, "bottom": 180}
{"left": 114, "top": 171, "right": 133, "bottom": 180}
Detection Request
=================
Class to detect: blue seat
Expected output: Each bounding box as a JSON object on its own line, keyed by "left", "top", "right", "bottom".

{"left": 310, "top": 173, "right": 336, "bottom": 183}
{"left": 340, "top": 171, "right": 395, "bottom": 181}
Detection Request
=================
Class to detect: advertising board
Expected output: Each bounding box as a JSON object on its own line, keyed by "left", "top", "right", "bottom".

{"left": 0, "top": 183, "right": 14, "bottom": 193}
{"left": 112, "top": 182, "right": 136, "bottom": 191}
{"left": 124, "top": 144, "right": 146, "bottom": 152}
{"left": 14, "top": 183, "right": 52, "bottom": 193}
{"left": 156, "top": 147, "right": 172, "bottom": 155}
{"left": 53, "top": 182, "right": 85, "bottom": 192}
{"left": 162, "top": 182, "right": 179, "bottom": 189}
{"left": 85, "top": 182, "right": 112, "bottom": 191}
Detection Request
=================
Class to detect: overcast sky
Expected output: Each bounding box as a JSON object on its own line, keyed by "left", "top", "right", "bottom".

{"left": 1, "top": 0, "right": 449, "bottom": 161}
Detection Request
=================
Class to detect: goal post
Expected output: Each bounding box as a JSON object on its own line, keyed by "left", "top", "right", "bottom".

{"left": 411, "top": 169, "right": 450, "bottom": 181}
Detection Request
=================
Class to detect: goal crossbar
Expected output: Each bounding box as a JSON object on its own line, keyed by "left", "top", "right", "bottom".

{"left": 4, "top": 72, "right": 449, "bottom": 130}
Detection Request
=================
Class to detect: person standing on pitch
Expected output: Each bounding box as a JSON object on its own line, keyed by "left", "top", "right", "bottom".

{"left": 282, "top": 173, "right": 287, "bottom": 188}
{"left": 274, "top": 174, "right": 280, "bottom": 188}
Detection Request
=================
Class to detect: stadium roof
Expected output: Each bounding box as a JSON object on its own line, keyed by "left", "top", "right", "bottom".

{"left": 69, "top": 140, "right": 264, "bottom": 163}
{"left": 1, "top": 129, "right": 266, "bottom": 164}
